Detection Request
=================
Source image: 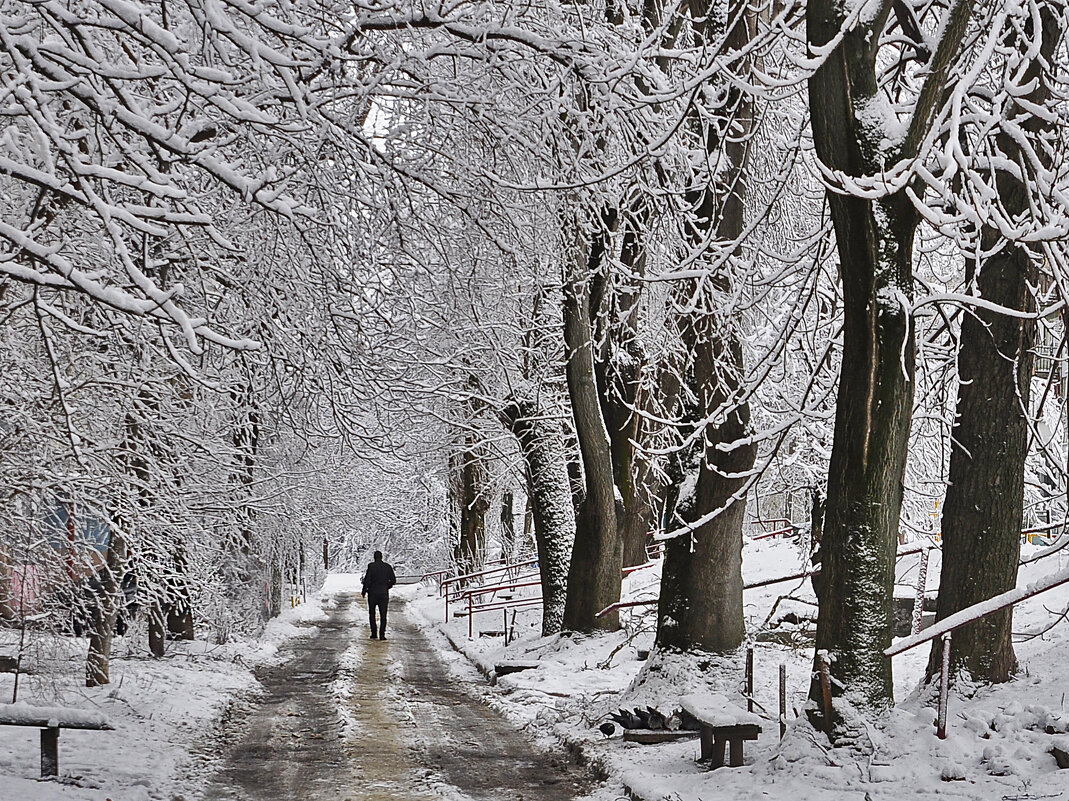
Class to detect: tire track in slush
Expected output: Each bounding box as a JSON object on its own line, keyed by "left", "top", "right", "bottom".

{"left": 202, "top": 591, "right": 597, "bottom": 801}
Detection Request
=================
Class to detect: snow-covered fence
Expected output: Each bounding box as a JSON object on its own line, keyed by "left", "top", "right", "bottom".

{"left": 750, "top": 518, "right": 796, "bottom": 540}
{"left": 885, "top": 565, "right": 1069, "bottom": 738}
{"left": 457, "top": 578, "right": 543, "bottom": 638}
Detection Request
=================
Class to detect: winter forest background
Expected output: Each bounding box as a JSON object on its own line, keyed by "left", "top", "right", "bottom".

{"left": 2, "top": 0, "right": 1069, "bottom": 746}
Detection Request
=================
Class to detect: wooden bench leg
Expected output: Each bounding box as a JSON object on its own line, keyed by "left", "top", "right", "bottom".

{"left": 729, "top": 737, "right": 744, "bottom": 767}
{"left": 712, "top": 736, "right": 727, "bottom": 769}
{"left": 699, "top": 726, "right": 713, "bottom": 761}
{"left": 41, "top": 726, "right": 59, "bottom": 777}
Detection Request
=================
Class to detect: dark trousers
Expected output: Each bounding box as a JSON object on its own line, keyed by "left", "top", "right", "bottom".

{"left": 367, "top": 593, "right": 389, "bottom": 637}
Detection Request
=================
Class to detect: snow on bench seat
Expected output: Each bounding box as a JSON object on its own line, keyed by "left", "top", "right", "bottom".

{"left": 679, "top": 693, "right": 762, "bottom": 728}
{"left": 0, "top": 702, "right": 113, "bottom": 778}
{"left": 679, "top": 693, "right": 762, "bottom": 769}
{"left": 0, "top": 702, "right": 112, "bottom": 730}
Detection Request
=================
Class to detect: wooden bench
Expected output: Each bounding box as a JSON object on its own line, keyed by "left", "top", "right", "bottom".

{"left": 0, "top": 702, "right": 113, "bottom": 777}
{"left": 680, "top": 693, "right": 762, "bottom": 769}
{"left": 493, "top": 660, "right": 540, "bottom": 677}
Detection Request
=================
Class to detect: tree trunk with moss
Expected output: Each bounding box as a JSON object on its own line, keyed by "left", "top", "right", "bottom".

{"left": 805, "top": 0, "right": 974, "bottom": 733}
{"left": 927, "top": 5, "right": 1061, "bottom": 687}
{"left": 501, "top": 400, "right": 575, "bottom": 635}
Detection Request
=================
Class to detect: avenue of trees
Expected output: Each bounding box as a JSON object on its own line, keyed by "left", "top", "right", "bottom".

{"left": 2, "top": 0, "right": 1069, "bottom": 745}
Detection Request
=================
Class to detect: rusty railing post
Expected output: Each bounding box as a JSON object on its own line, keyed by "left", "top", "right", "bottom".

{"left": 937, "top": 631, "right": 952, "bottom": 739}
{"left": 746, "top": 647, "right": 755, "bottom": 712}
{"left": 779, "top": 663, "right": 787, "bottom": 739}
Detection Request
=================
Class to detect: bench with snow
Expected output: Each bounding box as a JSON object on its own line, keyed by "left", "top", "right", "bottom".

{"left": 679, "top": 693, "right": 762, "bottom": 769}
{"left": 0, "top": 702, "right": 113, "bottom": 778}
{"left": 493, "top": 660, "right": 540, "bottom": 677}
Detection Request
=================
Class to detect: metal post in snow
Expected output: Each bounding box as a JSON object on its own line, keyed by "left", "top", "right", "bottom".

{"left": 779, "top": 663, "right": 787, "bottom": 739}
{"left": 746, "top": 647, "right": 755, "bottom": 713}
{"left": 468, "top": 593, "right": 473, "bottom": 639}
{"left": 503, "top": 609, "right": 508, "bottom": 643}
{"left": 937, "top": 631, "right": 952, "bottom": 739}
{"left": 911, "top": 548, "right": 930, "bottom": 635}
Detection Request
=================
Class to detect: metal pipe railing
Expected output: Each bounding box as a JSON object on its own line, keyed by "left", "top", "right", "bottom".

{"left": 885, "top": 564, "right": 1069, "bottom": 738}
{"left": 752, "top": 525, "right": 796, "bottom": 541}
{"left": 467, "top": 595, "right": 543, "bottom": 637}
{"left": 444, "top": 571, "right": 541, "bottom": 620}
{"left": 440, "top": 558, "right": 539, "bottom": 597}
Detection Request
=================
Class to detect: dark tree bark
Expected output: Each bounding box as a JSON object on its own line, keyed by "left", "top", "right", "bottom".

{"left": 655, "top": 0, "right": 756, "bottom": 655}
{"left": 805, "top": 0, "right": 974, "bottom": 731}
{"left": 927, "top": 6, "right": 1062, "bottom": 687}
{"left": 500, "top": 490, "right": 516, "bottom": 562}
{"left": 86, "top": 528, "right": 126, "bottom": 687}
{"left": 658, "top": 336, "right": 755, "bottom": 651}
{"left": 562, "top": 222, "right": 623, "bottom": 632}
{"left": 232, "top": 386, "right": 259, "bottom": 558}
{"left": 166, "top": 544, "right": 194, "bottom": 640}
{"left": 0, "top": 545, "right": 14, "bottom": 623}
{"left": 226, "top": 382, "right": 264, "bottom": 624}
{"left": 593, "top": 201, "right": 658, "bottom": 568}
{"left": 501, "top": 400, "right": 575, "bottom": 635}
{"left": 453, "top": 435, "right": 490, "bottom": 574}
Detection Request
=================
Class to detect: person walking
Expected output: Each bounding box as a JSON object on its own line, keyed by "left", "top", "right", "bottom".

{"left": 361, "top": 550, "right": 396, "bottom": 640}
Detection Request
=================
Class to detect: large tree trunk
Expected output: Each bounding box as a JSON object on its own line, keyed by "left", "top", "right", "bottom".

{"left": 166, "top": 544, "right": 195, "bottom": 640}
{"left": 655, "top": 0, "right": 756, "bottom": 655}
{"left": 501, "top": 400, "right": 576, "bottom": 635}
{"left": 593, "top": 201, "right": 657, "bottom": 569}
{"left": 927, "top": 246, "right": 1034, "bottom": 683}
{"left": 562, "top": 223, "right": 622, "bottom": 632}
{"left": 927, "top": 6, "right": 1061, "bottom": 687}
{"left": 658, "top": 334, "right": 755, "bottom": 651}
{"left": 86, "top": 528, "right": 126, "bottom": 687}
{"left": 805, "top": 0, "right": 973, "bottom": 732}
{"left": 453, "top": 435, "right": 490, "bottom": 574}
{"left": 600, "top": 336, "right": 654, "bottom": 568}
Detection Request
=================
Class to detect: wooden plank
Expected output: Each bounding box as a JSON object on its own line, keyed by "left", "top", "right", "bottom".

{"left": 622, "top": 729, "right": 698, "bottom": 744}
{"left": 708, "top": 723, "right": 761, "bottom": 739}
{"left": 40, "top": 727, "right": 58, "bottom": 777}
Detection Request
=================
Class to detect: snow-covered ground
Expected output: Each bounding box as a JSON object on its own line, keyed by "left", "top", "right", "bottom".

{"left": 405, "top": 536, "right": 1069, "bottom": 801}
{"left": 0, "top": 580, "right": 337, "bottom": 801}
{"left": 2, "top": 550, "right": 1067, "bottom": 801}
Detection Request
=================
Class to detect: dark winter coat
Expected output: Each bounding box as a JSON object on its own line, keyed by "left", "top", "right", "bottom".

{"left": 362, "top": 560, "right": 396, "bottom": 596}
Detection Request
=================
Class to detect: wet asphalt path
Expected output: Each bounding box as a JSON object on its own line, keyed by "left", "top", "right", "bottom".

{"left": 201, "top": 592, "right": 596, "bottom": 801}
